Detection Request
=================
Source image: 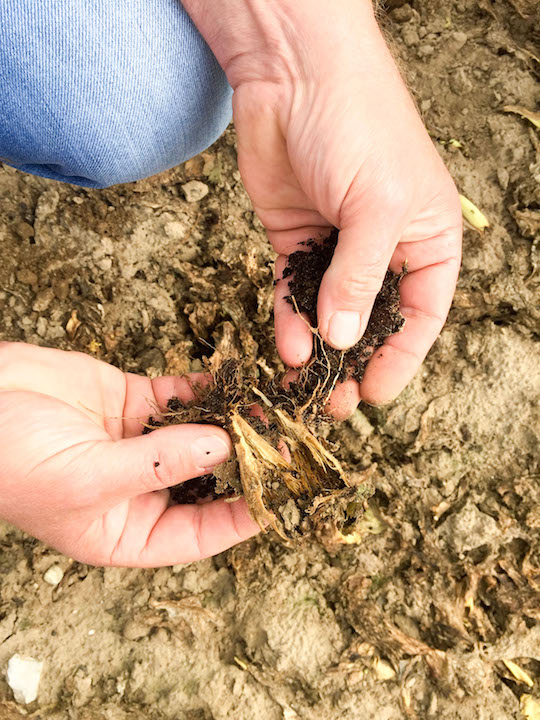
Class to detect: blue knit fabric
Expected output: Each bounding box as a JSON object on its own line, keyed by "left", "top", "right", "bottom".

{"left": 0, "top": 1, "right": 232, "bottom": 188}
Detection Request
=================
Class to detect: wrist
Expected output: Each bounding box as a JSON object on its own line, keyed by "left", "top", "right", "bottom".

{"left": 182, "top": 0, "right": 379, "bottom": 89}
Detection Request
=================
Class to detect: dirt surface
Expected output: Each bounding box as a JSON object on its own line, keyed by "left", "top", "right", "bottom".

{"left": 0, "top": 1, "right": 539, "bottom": 718}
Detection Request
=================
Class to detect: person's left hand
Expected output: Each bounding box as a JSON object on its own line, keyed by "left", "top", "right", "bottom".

{"left": 0, "top": 342, "right": 259, "bottom": 566}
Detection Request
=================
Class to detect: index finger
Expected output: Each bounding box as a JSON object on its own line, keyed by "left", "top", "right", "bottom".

{"left": 122, "top": 373, "right": 211, "bottom": 439}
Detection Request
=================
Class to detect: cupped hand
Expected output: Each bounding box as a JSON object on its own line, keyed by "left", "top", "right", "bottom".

{"left": 229, "top": 2, "right": 462, "bottom": 416}
{"left": 0, "top": 343, "right": 259, "bottom": 566}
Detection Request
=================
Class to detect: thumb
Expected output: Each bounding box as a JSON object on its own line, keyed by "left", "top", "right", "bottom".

{"left": 317, "top": 213, "right": 401, "bottom": 350}
{"left": 87, "top": 424, "right": 232, "bottom": 504}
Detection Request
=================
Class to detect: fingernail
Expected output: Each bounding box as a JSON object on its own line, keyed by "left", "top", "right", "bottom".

{"left": 327, "top": 311, "right": 363, "bottom": 349}
{"left": 193, "top": 436, "right": 230, "bottom": 470}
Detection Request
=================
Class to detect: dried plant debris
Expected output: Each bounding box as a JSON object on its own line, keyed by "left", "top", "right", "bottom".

{"left": 145, "top": 228, "right": 405, "bottom": 541}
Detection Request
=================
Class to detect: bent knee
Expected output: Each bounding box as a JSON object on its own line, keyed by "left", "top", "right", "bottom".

{"left": 0, "top": 1, "right": 232, "bottom": 188}
{"left": 67, "top": 87, "right": 232, "bottom": 188}
{"left": 8, "top": 73, "right": 232, "bottom": 188}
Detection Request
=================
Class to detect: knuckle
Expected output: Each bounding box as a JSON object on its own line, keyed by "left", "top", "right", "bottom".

{"left": 439, "top": 230, "right": 463, "bottom": 264}
{"left": 142, "top": 449, "right": 177, "bottom": 491}
{"left": 367, "top": 172, "right": 412, "bottom": 216}
{"left": 377, "top": 184, "right": 409, "bottom": 216}
{"left": 339, "top": 270, "right": 384, "bottom": 306}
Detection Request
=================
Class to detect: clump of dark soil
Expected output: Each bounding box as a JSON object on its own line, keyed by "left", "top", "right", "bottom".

{"left": 284, "top": 228, "right": 405, "bottom": 411}
{"left": 284, "top": 227, "right": 405, "bottom": 383}
{"left": 148, "top": 229, "right": 405, "bottom": 542}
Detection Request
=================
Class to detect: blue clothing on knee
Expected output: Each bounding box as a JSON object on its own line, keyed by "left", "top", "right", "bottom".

{"left": 0, "top": 0, "right": 232, "bottom": 188}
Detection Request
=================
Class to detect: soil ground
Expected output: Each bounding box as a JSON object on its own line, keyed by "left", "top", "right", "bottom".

{"left": 0, "top": 1, "right": 539, "bottom": 718}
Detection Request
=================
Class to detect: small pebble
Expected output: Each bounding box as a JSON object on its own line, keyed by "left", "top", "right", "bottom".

{"left": 95, "top": 257, "right": 112, "bottom": 272}
{"left": 439, "top": 502, "right": 499, "bottom": 552}
{"left": 280, "top": 498, "right": 301, "bottom": 533}
{"left": 46, "top": 324, "right": 66, "bottom": 340}
{"left": 32, "top": 288, "right": 55, "bottom": 313}
{"left": 390, "top": 4, "right": 414, "bottom": 23}
{"left": 449, "top": 67, "right": 473, "bottom": 94}
{"left": 15, "top": 221, "right": 35, "bottom": 240}
{"left": 17, "top": 269, "right": 38, "bottom": 286}
{"left": 417, "top": 44, "right": 435, "bottom": 57}
{"left": 36, "top": 317, "right": 48, "bottom": 338}
{"left": 122, "top": 619, "right": 151, "bottom": 641}
{"left": 7, "top": 654, "right": 43, "bottom": 704}
{"left": 497, "top": 167, "right": 510, "bottom": 191}
{"left": 43, "top": 564, "right": 64, "bottom": 586}
{"left": 402, "top": 27, "right": 420, "bottom": 47}
{"left": 283, "top": 709, "right": 299, "bottom": 720}
{"left": 448, "top": 31, "right": 468, "bottom": 52}
{"left": 181, "top": 180, "right": 209, "bottom": 203}
{"left": 373, "top": 657, "right": 397, "bottom": 681}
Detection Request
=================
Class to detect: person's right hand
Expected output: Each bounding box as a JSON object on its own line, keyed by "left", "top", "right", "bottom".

{"left": 183, "top": 0, "right": 462, "bottom": 417}
{"left": 0, "top": 342, "right": 259, "bottom": 566}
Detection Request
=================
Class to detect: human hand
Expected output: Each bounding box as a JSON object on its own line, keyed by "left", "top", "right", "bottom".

{"left": 184, "top": 0, "right": 462, "bottom": 416}
{"left": 0, "top": 343, "right": 259, "bottom": 566}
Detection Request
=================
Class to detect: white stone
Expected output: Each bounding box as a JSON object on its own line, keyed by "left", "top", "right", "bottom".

{"left": 181, "top": 180, "right": 209, "bottom": 203}
{"left": 7, "top": 654, "right": 43, "bottom": 704}
{"left": 439, "top": 502, "right": 499, "bottom": 553}
{"left": 43, "top": 564, "right": 64, "bottom": 586}
{"left": 283, "top": 709, "right": 299, "bottom": 720}
{"left": 373, "top": 656, "right": 396, "bottom": 681}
